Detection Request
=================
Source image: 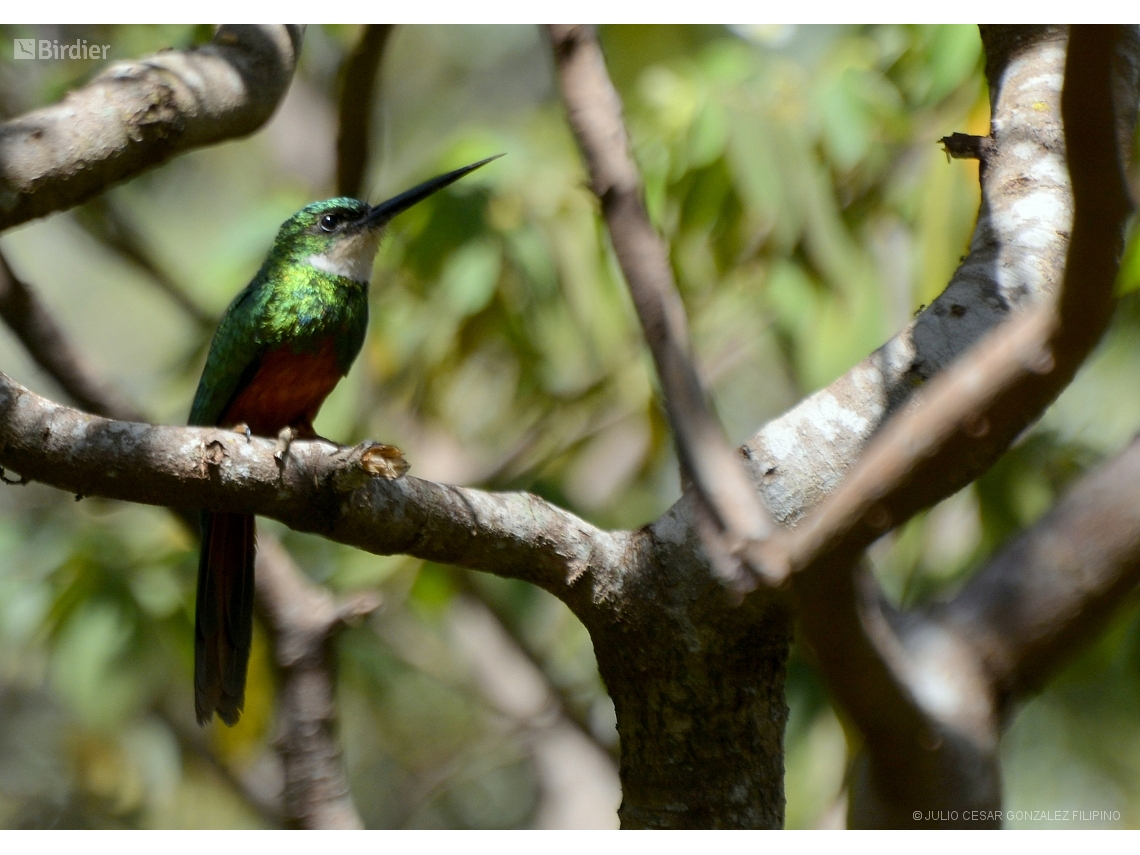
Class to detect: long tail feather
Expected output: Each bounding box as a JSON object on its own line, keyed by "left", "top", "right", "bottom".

{"left": 195, "top": 512, "right": 256, "bottom": 726}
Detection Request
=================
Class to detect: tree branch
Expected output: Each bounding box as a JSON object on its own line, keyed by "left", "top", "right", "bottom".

{"left": 336, "top": 24, "right": 393, "bottom": 199}
{"left": 0, "top": 25, "right": 303, "bottom": 230}
{"left": 547, "top": 24, "right": 777, "bottom": 593}
{"left": 736, "top": 25, "right": 1139, "bottom": 527}
{"left": 256, "top": 536, "right": 376, "bottom": 828}
{"left": 940, "top": 432, "right": 1140, "bottom": 712}
{"left": 787, "top": 18, "right": 1133, "bottom": 695}
{"left": 0, "top": 251, "right": 142, "bottom": 421}
{"left": 782, "top": 25, "right": 1136, "bottom": 826}
{"left": 74, "top": 196, "right": 215, "bottom": 328}
{"left": 0, "top": 374, "right": 629, "bottom": 619}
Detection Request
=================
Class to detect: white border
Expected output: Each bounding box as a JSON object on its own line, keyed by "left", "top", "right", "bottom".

{"left": 2, "top": 4, "right": 1134, "bottom": 25}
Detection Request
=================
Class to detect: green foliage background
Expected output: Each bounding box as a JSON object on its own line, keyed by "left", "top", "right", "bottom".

{"left": 0, "top": 24, "right": 1137, "bottom": 828}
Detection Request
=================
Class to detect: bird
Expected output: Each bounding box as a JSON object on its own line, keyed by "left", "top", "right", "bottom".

{"left": 188, "top": 155, "right": 500, "bottom": 726}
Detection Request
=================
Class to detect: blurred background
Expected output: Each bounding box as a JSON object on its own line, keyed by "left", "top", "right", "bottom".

{"left": 0, "top": 24, "right": 1137, "bottom": 828}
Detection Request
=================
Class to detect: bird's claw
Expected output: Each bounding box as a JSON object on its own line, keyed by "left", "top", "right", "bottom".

{"left": 232, "top": 423, "right": 252, "bottom": 442}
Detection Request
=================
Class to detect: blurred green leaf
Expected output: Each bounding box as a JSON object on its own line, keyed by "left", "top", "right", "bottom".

{"left": 441, "top": 239, "right": 502, "bottom": 317}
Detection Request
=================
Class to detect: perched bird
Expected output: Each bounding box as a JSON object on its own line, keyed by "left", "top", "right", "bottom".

{"left": 189, "top": 155, "right": 499, "bottom": 725}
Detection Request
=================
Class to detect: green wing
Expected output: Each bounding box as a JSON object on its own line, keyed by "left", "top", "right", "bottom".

{"left": 188, "top": 282, "right": 269, "bottom": 427}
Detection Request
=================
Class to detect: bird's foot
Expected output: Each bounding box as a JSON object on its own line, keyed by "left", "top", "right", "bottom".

{"left": 231, "top": 423, "right": 252, "bottom": 442}
{"left": 359, "top": 443, "right": 410, "bottom": 480}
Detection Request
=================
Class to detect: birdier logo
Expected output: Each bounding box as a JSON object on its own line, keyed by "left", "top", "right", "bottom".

{"left": 13, "top": 38, "right": 109, "bottom": 60}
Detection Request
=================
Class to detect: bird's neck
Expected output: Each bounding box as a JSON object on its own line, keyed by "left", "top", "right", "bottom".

{"left": 300, "top": 231, "right": 382, "bottom": 285}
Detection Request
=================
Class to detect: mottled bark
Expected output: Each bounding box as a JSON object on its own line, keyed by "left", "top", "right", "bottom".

{"left": 0, "top": 25, "right": 302, "bottom": 229}
{"left": 585, "top": 569, "right": 790, "bottom": 828}
{"left": 739, "top": 26, "right": 1139, "bottom": 525}
{"left": 0, "top": 375, "right": 633, "bottom": 605}
{"left": 785, "top": 25, "right": 1138, "bottom": 827}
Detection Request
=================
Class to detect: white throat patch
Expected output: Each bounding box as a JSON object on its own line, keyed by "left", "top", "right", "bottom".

{"left": 307, "top": 232, "right": 381, "bottom": 284}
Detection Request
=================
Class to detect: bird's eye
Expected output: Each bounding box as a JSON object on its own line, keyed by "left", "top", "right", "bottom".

{"left": 319, "top": 214, "right": 340, "bottom": 232}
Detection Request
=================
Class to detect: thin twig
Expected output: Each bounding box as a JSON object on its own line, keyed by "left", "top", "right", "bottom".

{"left": 74, "top": 197, "right": 215, "bottom": 328}
{"left": 547, "top": 24, "right": 776, "bottom": 592}
{"left": 336, "top": 25, "right": 394, "bottom": 199}
{"left": 0, "top": 251, "right": 142, "bottom": 421}
{"left": 453, "top": 569, "right": 619, "bottom": 760}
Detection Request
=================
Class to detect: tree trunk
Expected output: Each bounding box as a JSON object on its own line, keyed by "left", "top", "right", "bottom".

{"left": 583, "top": 529, "right": 792, "bottom": 828}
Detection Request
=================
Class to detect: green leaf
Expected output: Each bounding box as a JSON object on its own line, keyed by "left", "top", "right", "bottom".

{"left": 441, "top": 239, "right": 502, "bottom": 316}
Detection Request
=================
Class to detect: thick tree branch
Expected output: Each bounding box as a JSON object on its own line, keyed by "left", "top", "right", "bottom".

{"left": 0, "top": 375, "right": 630, "bottom": 619}
{"left": 336, "top": 24, "right": 393, "bottom": 199}
{"left": 0, "top": 25, "right": 303, "bottom": 230}
{"left": 736, "top": 25, "right": 1140, "bottom": 526}
{"left": 609, "top": 28, "right": 1140, "bottom": 825}
{"left": 940, "top": 432, "right": 1140, "bottom": 712}
{"left": 783, "top": 25, "right": 1136, "bottom": 827}
{"left": 639, "top": 25, "right": 1140, "bottom": 632}
{"left": 547, "top": 24, "right": 777, "bottom": 592}
{"left": 788, "top": 19, "right": 1133, "bottom": 701}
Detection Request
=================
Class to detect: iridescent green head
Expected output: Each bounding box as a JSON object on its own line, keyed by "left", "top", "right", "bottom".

{"left": 269, "top": 154, "right": 503, "bottom": 283}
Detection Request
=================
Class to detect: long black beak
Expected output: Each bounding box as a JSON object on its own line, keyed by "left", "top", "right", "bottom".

{"left": 362, "top": 154, "right": 503, "bottom": 230}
